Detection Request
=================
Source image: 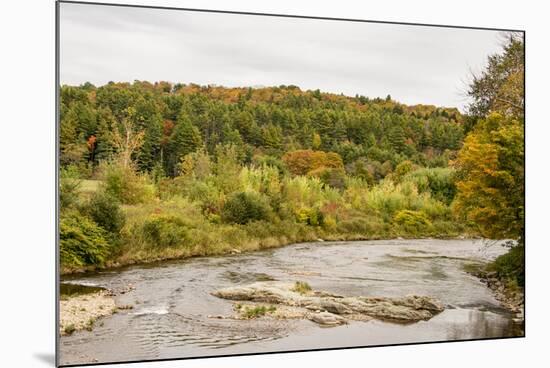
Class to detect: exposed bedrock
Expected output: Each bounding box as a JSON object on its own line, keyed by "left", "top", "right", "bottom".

{"left": 211, "top": 282, "right": 444, "bottom": 326}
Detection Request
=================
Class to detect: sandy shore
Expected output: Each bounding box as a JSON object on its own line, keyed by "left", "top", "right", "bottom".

{"left": 60, "top": 291, "right": 116, "bottom": 335}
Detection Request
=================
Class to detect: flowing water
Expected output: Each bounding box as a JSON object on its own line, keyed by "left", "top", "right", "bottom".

{"left": 59, "top": 239, "right": 523, "bottom": 365}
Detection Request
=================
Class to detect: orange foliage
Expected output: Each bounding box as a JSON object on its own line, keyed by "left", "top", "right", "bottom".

{"left": 86, "top": 135, "right": 96, "bottom": 152}
{"left": 282, "top": 149, "right": 344, "bottom": 176}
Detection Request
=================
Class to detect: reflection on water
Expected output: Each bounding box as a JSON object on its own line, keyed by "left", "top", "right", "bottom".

{"left": 60, "top": 239, "right": 523, "bottom": 365}
{"left": 60, "top": 282, "right": 104, "bottom": 297}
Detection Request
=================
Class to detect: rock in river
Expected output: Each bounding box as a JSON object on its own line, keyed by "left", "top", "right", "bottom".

{"left": 211, "top": 281, "right": 444, "bottom": 326}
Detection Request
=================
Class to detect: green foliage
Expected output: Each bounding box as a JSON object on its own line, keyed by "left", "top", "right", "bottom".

{"left": 100, "top": 161, "right": 155, "bottom": 204}
{"left": 458, "top": 35, "right": 524, "bottom": 289}
{"left": 336, "top": 216, "right": 386, "bottom": 237}
{"left": 84, "top": 191, "right": 126, "bottom": 235}
{"left": 60, "top": 211, "right": 113, "bottom": 268}
{"left": 213, "top": 144, "right": 243, "bottom": 194}
{"left": 308, "top": 167, "right": 347, "bottom": 190}
{"left": 141, "top": 214, "right": 189, "bottom": 248}
{"left": 393, "top": 210, "right": 433, "bottom": 234}
{"left": 60, "top": 166, "right": 82, "bottom": 210}
{"left": 403, "top": 167, "right": 456, "bottom": 204}
{"left": 487, "top": 245, "right": 524, "bottom": 287}
{"left": 167, "top": 112, "right": 203, "bottom": 175}
{"left": 64, "top": 324, "right": 76, "bottom": 335}
{"left": 294, "top": 206, "right": 324, "bottom": 226}
{"left": 60, "top": 82, "right": 464, "bottom": 181}
{"left": 59, "top": 79, "right": 523, "bottom": 274}
{"left": 222, "top": 192, "right": 271, "bottom": 224}
{"left": 393, "top": 160, "right": 414, "bottom": 182}
{"left": 468, "top": 34, "right": 524, "bottom": 120}
{"left": 239, "top": 305, "right": 277, "bottom": 319}
{"left": 292, "top": 281, "right": 312, "bottom": 295}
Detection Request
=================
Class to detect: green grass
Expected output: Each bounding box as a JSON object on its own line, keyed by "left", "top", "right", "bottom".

{"left": 487, "top": 245, "right": 524, "bottom": 287}
{"left": 292, "top": 281, "right": 312, "bottom": 295}
{"left": 84, "top": 318, "right": 95, "bottom": 331}
{"left": 79, "top": 179, "right": 101, "bottom": 194}
{"left": 462, "top": 261, "right": 486, "bottom": 276}
{"left": 240, "top": 305, "right": 277, "bottom": 319}
{"left": 64, "top": 324, "right": 76, "bottom": 335}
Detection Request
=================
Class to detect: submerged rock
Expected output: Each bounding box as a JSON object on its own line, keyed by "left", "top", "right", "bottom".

{"left": 211, "top": 281, "right": 444, "bottom": 326}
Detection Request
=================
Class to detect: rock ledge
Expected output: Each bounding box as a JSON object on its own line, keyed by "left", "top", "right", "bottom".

{"left": 212, "top": 282, "right": 444, "bottom": 326}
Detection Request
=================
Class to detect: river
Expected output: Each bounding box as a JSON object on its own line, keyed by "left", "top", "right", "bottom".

{"left": 59, "top": 239, "right": 523, "bottom": 365}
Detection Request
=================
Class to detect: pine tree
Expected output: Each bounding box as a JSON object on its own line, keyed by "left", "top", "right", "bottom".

{"left": 166, "top": 112, "right": 203, "bottom": 176}
{"left": 388, "top": 125, "right": 406, "bottom": 153}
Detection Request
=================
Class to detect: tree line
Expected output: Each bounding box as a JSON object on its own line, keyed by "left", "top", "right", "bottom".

{"left": 60, "top": 80, "right": 464, "bottom": 180}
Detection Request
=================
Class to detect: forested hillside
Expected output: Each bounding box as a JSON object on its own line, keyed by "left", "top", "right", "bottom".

{"left": 60, "top": 83, "right": 463, "bottom": 179}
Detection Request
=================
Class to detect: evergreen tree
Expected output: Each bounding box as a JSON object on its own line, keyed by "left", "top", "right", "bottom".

{"left": 166, "top": 112, "right": 203, "bottom": 176}
{"left": 388, "top": 125, "right": 406, "bottom": 153}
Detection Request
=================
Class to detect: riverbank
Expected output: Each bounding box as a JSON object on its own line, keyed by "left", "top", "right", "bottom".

{"left": 464, "top": 262, "right": 524, "bottom": 322}
{"left": 60, "top": 231, "right": 473, "bottom": 276}
{"left": 60, "top": 282, "right": 138, "bottom": 335}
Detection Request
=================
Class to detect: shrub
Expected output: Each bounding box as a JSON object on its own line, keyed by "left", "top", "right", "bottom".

{"left": 60, "top": 211, "right": 112, "bottom": 267}
{"left": 322, "top": 215, "right": 338, "bottom": 232}
{"left": 84, "top": 191, "right": 125, "bottom": 234}
{"left": 239, "top": 305, "right": 277, "bottom": 319}
{"left": 308, "top": 167, "right": 347, "bottom": 190}
{"left": 393, "top": 160, "right": 414, "bottom": 182}
{"left": 363, "top": 180, "right": 409, "bottom": 218}
{"left": 60, "top": 179, "right": 81, "bottom": 210}
{"left": 337, "top": 216, "right": 386, "bottom": 236}
{"left": 487, "top": 245, "right": 524, "bottom": 287}
{"left": 100, "top": 162, "right": 155, "bottom": 204}
{"left": 222, "top": 192, "right": 271, "bottom": 224}
{"left": 141, "top": 214, "right": 189, "bottom": 248}
{"left": 185, "top": 179, "right": 223, "bottom": 215}
{"left": 294, "top": 206, "right": 324, "bottom": 226}
{"left": 346, "top": 159, "right": 375, "bottom": 184}
{"left": 404, "top": 167, "right": 456, "bottom": 204}
{"left": 239, "top": 165, "right": 281, "bottom": 197}
{"left": 393, "top": 210, "right": 433, "bottom": 234}
{"left": 252, "top": 155, "right": 288, "bottom": 176}
{"left": 60, "top": 166, "right": 82, "bottom": 210}
{"left": 292, "top": 281, "right": 312, "bottom": 295}
{"left": 64, "top": 324, "right": 76, "bottom": 335}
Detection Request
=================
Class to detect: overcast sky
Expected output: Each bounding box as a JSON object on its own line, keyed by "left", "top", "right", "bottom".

{"left": 59, "top": 2, "right": 504, "bottom": 110}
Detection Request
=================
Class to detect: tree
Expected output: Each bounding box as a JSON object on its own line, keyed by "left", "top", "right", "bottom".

{"left": 133, "top": 98, "right": 163, "bottom": 172}
{"left": 110, "top": 107, "right": 145, "bottom": 169}
{"left": 467, "top": 33, "right": 524, "bottom": 120}
{"left": 261, "top": 124, "right": 283, "bottom": 150}
{"left": 388, "top": 125, "right": 406, "bottom": 153}
{"left": 282, "top": 150, "right": 344, "bottom": 176}
{"left": 312, "top": 132, "right": 321, "bottom": 149}
{"left": 452, "top": 113, "right": 523, "bottom": 240}
{"left": 59, "top": 112, "right": 88, "bottom": 167}
{"left": 166, "top": 112, "right": 202, "bottom": 175}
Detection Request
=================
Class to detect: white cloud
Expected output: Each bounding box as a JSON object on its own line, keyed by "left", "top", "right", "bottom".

{"left": 60, "top": 2, "right": 503, "bottom": 110}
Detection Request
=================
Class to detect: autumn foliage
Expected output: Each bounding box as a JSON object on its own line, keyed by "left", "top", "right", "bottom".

{"left": 452, "top": 113, "right": 524, "bottom": 240}
{"left": 282, "top": 150, "right": 344, "bottom": 176}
